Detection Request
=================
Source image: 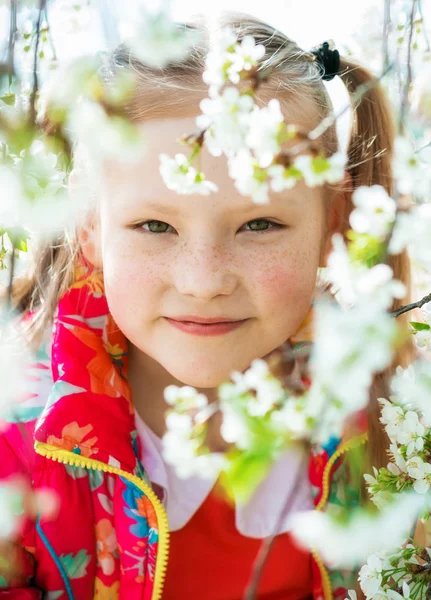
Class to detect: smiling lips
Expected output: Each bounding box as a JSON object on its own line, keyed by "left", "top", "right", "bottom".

{"left": 164, "top": 315, "right": 248, "bottom": 336}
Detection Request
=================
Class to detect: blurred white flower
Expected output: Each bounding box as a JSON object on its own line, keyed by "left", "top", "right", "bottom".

{"left": 293, "top": 152, "right": 346, "bottom": 187}
{"left": 68, "top": 100, "right": 147, "bottom": 165}
{"left": 159, "top": 153, "right": 218, "bottom": 195}
{"left": 202, "top": 27, "right": 239, "bottom": 94}
{"left": 0, "top": 321, "right": 34, "bottom": 425}
{"left": 390, "top": 362, "right": 431, "bottom": 427}
{"left": 203, "top": 28, "right": 264, "bottom": 95}
{"left": 392, "top": 136, "right": 421, "bottom": 196}
{"left": 267, "top": 164, "right": 298, "bottom": 193}
{"left": 230, "top": 358, "right": 284, "bottom": 417}
{"left": 197, "top": 87, "right": 254, "bottom": 158}
{"left": 226, "top": 35, "right": 265, "bottom": 84}
{"left": 350, "top": 185, "right": 396, "bottom": 239}
{"left": 306, "top": 299, "right": 397, "bottom": 441}
{"left": 292, "top": 492, "right": 424, "bottom": 568}
{"left": 414, "top": 327, "right": 431, "bottom": 349}
{"left": 219, "top": 402, "right": 252, "bottom": 450}
{"left": 228, "top": 149, "right": 269, "bottom": 203}
{"left": 0, "top": 483, "right": 25, "bottom": 539}
{"left": 127, "top": 10, "right": 200, "bottom": 68}
{"left": 326, "top": 234, "right": 406, "bottom": 309}
{"left": 163, "top": 385, "right": 208, "bottom": 411}
{"left": 245, "top": 99, "right": 284, "bottom": 168}
{"left": 389, "top": 204, "right": 431, "bottom": 272}
{"left": 162, "top": 412, "right": 227, "bottom": 479}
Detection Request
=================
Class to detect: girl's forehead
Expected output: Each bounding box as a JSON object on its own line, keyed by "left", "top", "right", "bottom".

{"left": 101, "top": 116, "right": 321, "bottom": 216}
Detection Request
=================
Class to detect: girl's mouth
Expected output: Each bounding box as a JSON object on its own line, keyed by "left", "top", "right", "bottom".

{"left": 164, "top": 317, "right": 248, "bottom": 336}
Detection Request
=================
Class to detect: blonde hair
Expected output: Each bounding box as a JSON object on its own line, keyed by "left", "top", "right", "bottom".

{"left": 9, "top": 11, "right": 414, "bottom": 469}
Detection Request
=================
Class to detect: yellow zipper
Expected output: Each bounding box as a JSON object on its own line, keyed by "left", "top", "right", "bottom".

{"left": 34, "top": 441, "right": 170, "bottom": 600}
{"left": 311, "top": 432, "right": 368, "bottom": 600}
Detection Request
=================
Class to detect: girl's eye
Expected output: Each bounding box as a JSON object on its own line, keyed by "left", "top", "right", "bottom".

{"left": 242, "top": 219, "right": 282, "bottom": 232}
{"left": 138, "top": 220, "right": 174, "bottom": 234}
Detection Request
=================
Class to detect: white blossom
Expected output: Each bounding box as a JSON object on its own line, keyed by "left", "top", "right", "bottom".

{"left": 293, "top": 152, "right": 346, "bottom": 187}
{"left": 226, "top": 35, "right": 266, "bottom": 84}
{"left": 127, "top": 10, "right": 200, "bottom": 68}
{"left": 350, "top": 185, "right": 397, "bottom": 239}
{"left": 0, "top": 483, "right": 25, "bottom": 539}
{"left": 292, "top": 492, "right": 425, "bottom": 568}
{"left": 162, "top": 412, "right": 227, "bottom": 479}
{"left": 197, "top": 87, "right": 254, "bottom": 158}
{"left": 390, "top": 362, "right": 431, "bottom": 427}
{"left": 0, "top": 320, "right": 34, "bottom": 425}
{"left": 305, "top": 299, "right": 398, "bottom": 442}
{"left": 163, "top": 385, "right": 208, "bottom": 411}
{"left": 406, "top": 456, "right": 431, "bottom": 493}
{"left": 68, "top": 100, "right": 147, "bottom": 165}
{"left": 230, "top": 358, "right": 284, "bottom": 417}
{"left": 202, "top": 27, "right": 239, "bottom": 94}
{"left": 219, "top": 402, "right": 252, "bottom": 450}
{"left": 326, "top": 234, "right": 406, "bottom": 309}
{"left": 159, "top": 153, "right": 218, "bottom": 196}
{"left": 389, "top": 204, "right": 431, "bottom": 271}
{"left": 392, "top": 136, "right": 421, "bottom": 196}
{"left": 245, "top": 99, "right": 284, "bottom": 168}
{"left": 267, "top": 164, "right": 298, "bottom": 192}
{"left": 228, "top": 149, "right": 269, "bottom": 203}
{"left": 358, "top": 554, "right": 384, "bottom": 598}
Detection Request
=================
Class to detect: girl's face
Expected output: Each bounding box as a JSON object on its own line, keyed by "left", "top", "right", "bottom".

{"left": 89, "top": 116, "right": 332, "bottom": 388}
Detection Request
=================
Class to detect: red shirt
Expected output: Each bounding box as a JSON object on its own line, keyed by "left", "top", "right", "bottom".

{"left": 163, "top": 485, "right": 313, "bottom": 600}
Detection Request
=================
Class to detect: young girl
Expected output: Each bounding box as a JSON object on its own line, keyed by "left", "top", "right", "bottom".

{"left": 0, "top": 11, "right": 414, "bottom": 600}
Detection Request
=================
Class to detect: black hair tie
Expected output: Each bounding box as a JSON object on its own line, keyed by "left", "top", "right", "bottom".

{"left": 311, "top": 41, "right": 340, "bottom": 81}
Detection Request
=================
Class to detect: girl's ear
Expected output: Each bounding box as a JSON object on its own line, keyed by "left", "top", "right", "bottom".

{"left": 77, "top": 212, "right": 103, "bottom": 269}
{"left": 320, "top": 172, "right": 352, "bottom": 267}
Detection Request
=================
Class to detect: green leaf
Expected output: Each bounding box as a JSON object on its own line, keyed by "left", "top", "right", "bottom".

{"left": 224, "top": 450, "right": 275, "bottom": 503}
{"left": 60, "top": 549, "right": 91, "bottom": 579}
{"left": 0, "top": 93, "right": 15, "bottom": 106}
{"left": 410, "top": 321, "right": 431, "bottom": 332}
{"left": 24, "top": 45, "right": 31, "bottom": 52}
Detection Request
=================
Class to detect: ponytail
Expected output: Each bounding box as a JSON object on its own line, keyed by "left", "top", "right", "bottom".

{"left": 338, "top": 57, "right": 416, "bottom": 480}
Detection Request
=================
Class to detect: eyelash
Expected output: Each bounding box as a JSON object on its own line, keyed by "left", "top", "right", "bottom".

{"left": 132, "top": 219, "right": 285, "bottom": 235}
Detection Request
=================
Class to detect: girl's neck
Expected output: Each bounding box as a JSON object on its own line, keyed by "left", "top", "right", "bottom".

{"left": 127, "top": 343, "right": 219, "bottom": 439}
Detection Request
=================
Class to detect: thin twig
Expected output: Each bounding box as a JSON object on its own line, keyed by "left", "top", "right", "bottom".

{"left": 416, "top": 140, "right": 431, "bottom": 154}
{"left": 296, "top": 62, "right": 395, "bottom": 157}
{"left": 391, "top": 291, "right": 431, "bottom": 317}
{"left": 383, "top": 0, "right": 392, "bottom": 72}
{"left": 7, "top": 0, "right": 17, "bottom": 87}
{"left": 5, "top": 245, "right": 15, "bottom": 315}
{"left": 243, "top": 451, "right": 308, "bottom": 600}
{"left": 28, "top": 0, "right": 46, "bottom": 126}
{"left": 43, "top": 2, "right": 57, "bottom": 62}
{"left": 398, "top": 0, "right": 417, "bottom": 133}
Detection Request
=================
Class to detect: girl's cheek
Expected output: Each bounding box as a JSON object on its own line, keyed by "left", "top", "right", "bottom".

{"left": 257, "top": 264, "right": 304, "bottom": 302}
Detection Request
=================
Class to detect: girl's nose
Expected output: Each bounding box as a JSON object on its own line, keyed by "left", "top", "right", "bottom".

{"left": 173, "top": 244, "right": 239, "bottom": 301}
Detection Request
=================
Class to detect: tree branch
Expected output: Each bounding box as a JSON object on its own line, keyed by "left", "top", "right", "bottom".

{"left": 28, "top": 0, "right": 46, "bottom": 126}
{"left": 383, "top": 0, "right": 392, "bottom": 72}
{"left": 398, "top": 0, "right": 417, "bottom": 133}
{"left": 7, "top": 0, "right": 17, "bottom": 87}
{"left": 391, "top": 291, "right": 431, "bottom": 318}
